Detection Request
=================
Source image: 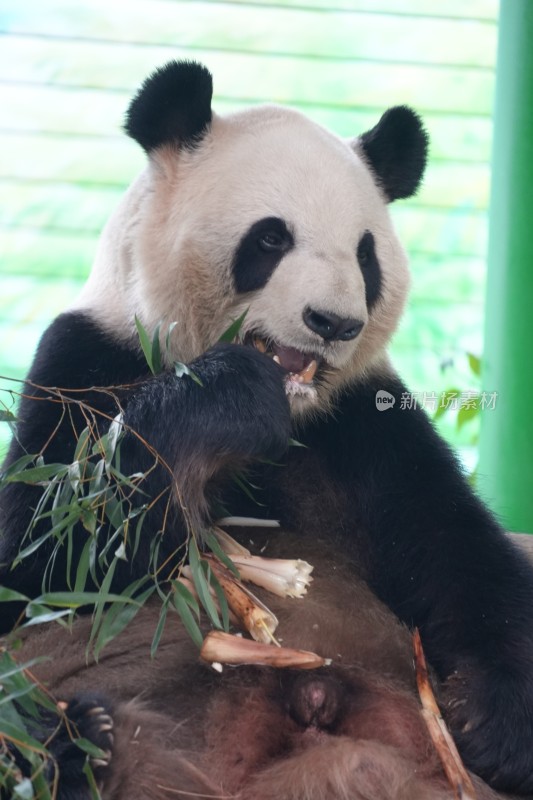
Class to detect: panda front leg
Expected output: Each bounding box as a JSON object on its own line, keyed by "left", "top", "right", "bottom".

{"left": 116, "top": 342, "right": 291, "bottom": 566}
{"left": 338, "top": 379, "right": 533, "bottom": 794}
{"left": 0, "top": 336, "right": 290, "bottom": 619}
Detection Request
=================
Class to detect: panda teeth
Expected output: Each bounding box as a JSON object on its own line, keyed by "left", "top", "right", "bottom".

{"left": 299, "top": 359, "right": 318, "bottom": 384}
{"left": 273, "top": 355, "right": 281, "bottom": 365}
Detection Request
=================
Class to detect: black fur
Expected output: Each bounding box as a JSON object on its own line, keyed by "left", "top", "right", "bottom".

{"left": 233, "top": 216, "right": 294, "bottom": 293}
{"left": 1, "top": 68, "right": 533, "bottom": 793}
{"left": 3, "top": 316, "right": 533, "bottom": 791}
{"left": 0, "top": 313, "right": 290, "bottom": 626}
{"left": 125, "top": 60, "right": 213, "bottom": 152}
{"left": 360, "top": 106, "right": 428, "bottom": 201}
{"left": 357, "top": 230, "right": 382, "bottom": 310}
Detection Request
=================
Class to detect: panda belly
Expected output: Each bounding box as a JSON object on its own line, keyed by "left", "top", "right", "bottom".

{"left": 13, "top": 554, "right": 491, "bottom": 800}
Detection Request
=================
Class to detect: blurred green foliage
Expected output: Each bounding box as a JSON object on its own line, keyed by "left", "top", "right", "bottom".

{"left": 0, "top": 0, "right": 499, "bottom": 459}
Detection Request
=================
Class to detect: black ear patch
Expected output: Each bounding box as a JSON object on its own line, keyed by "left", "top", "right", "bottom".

{"left": 125, "top": 60, "right": 213, "bottom": 152}
{"left": 359, "top": 107, "right": 428, "bottom": 202}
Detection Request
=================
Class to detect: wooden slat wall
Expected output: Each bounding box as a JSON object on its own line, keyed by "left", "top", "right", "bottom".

{"left": 0, "top": 0, "right": 499, "bottom": 447}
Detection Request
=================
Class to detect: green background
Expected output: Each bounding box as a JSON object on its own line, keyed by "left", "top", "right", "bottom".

{"left": 0, "top": 0, "right": 499, "bottom": 460}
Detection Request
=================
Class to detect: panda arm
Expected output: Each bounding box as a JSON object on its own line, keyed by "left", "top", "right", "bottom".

{"left": 314, "top": 374, "right": 533, "bottom": 792}
{"left": 0, "top": 312, "right": 290, "bottom": 610}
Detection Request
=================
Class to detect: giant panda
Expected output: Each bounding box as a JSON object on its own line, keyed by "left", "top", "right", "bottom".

{"left": 1, "top": 60, "right": 533, "bottom": 796}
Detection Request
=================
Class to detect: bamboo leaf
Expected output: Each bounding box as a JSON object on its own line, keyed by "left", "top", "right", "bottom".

{"left": 205, "top": 532, "right": 240, "bottom": 578}
{"left": 0, "top": 719, "right": 47, "bottom": 752}
{"left": 93, "top": 583, "right": 154, "bottom": 658}
{"left": 218, "top": 309, "right": 248, "bottom": 343}
{"left": 0, "top": 587, "right": 29, "bottom": 603}
{"left": 4, "top": 464, "right": 68, "bottom": 484}
{"left": 104, "top": 414, "right": 124, "bottom": 468}
{"left": 151, "top": 322, "right": 162, "bottom": 375}
{"left": 33, "top": 590, "right": 137, "bottom": 607}
{"left": 12, "top": 779, "right": 36, "bottom": 800}
{"left": 171, "top": 590, "right": 204, "bottom": 649}
{"left": 135, "top": 315, "right": 155, "bottom": 374}
{"left": 73, "top": 427, "right": 91, "bottom": 462}
{"left": 150, "top": 599, "right": 169, "bottom": 657}
{"left": 73, "top": 737, "right": 106, "bottom": 759}
{"left": 174, "top": 361, "right": 203, "bottom": 386}
{"left": 165, "top": 321, "right": 178, "bottom": 353}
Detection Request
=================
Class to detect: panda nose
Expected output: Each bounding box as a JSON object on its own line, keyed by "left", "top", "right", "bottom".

{"left": 303, "top": 307, "right": 364, "bottom": 342}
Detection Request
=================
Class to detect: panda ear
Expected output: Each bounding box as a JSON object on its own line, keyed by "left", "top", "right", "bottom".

{"left": 125, "top": 60, "right": 213, "bottom": 152}
{"left": 357, "top": 106, "right": 428, "bottom": 202}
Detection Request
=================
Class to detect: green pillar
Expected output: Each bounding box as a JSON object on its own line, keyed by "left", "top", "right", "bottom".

{"left": 478, "top": 0, "right": 533, "bottom": 533}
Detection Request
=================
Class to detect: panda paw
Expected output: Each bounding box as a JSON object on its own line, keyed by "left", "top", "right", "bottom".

{"left": 51, "top": 692, "right": 114, "bottom": 790}
{"left": 190, "top": 342, "right": 292, "bottom": 461}
{"left": 65, "top": 693, "right": 114, "bottom": 770}
{"left": 442, "top": 664, "right": 533, "bottom": 793}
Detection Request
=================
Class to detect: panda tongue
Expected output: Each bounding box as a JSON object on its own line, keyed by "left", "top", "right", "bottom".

{"left": 272, "top": 344, "right": 311, "bottom": 374}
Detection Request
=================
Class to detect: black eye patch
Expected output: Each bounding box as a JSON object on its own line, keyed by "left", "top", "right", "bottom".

{"left": 233, "top": 217, "right": 294, "bottom": 293}
{"left": 357, "top": 231, "right": 382, "bottom": 311}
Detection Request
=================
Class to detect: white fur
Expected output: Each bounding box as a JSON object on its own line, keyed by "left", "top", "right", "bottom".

{"left": 71, "top": 104, "right": 410, "bottom": 415}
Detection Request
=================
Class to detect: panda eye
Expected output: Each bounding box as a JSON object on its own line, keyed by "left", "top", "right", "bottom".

{"left": 357, "top": 233, "right": 372, "bottom": 266}
{"left": 258, "top": 231, "right": 285, "bottom": 252}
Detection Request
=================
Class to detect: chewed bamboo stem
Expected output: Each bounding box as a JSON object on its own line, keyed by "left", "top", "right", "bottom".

{"left": 414, "top": 629, "right": 477, "bottom": 800}
{"left": 202, "top": 558, "right": 280, "bottom": 644}
{"left": 201, "top": 630, "right": 331, "bottom": 670}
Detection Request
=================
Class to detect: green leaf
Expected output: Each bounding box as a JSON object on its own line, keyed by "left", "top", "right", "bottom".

{"left": 208, "top": 572, "right": 230, "bottom": 632}
{"left": 81, "top": 758, "right": 101, "bottom": 800}
{"left": 73, "top": 737, "right": 107, "bottom": 759}
{"left": 457, "top": 403, "right": 480, "bottom": 430}
{"left": 172, "top": 579, "right": 200, "bottom": 618}
{"left": 12, "top": 779, "right": 36, "bottom": 800}
{"left": 165, "top": 321, "right": 178, "bottom": 353}
{"left": 288, "top": 437, "right": 307, "bottom": 448}
{"left": 135, "top": 315, "right": 155, "bottom": 374}
{"left": 171, "top": 589, "right": 204, "bottom": 649}
{"left": 174, "top": 362, "right": 203, "bottom": 386}
{"left": 22, "top": 609, "right": 72, "bottom": 626}
{"left": 0, "top": 719, "right": 47, "bottom": 753}
{"left": 0, "top": 587, "right": 30, "bottom": 603}
{"left": 33, "top": 590, "right": 138, "bottom": 608}
{"left": 150, "top": 599, "right": 169, "bottom": 657}
{"left": 205, "top": 532, "right": 240, "bottom": 578}
{"left": 218, "top": 309, "right": 248, "bottom": 343}
{"left": 188, "top": 539, "right": 221, "bottom": 629}
{"left": 88, "top": 558, "right": 119, "bottom": 651}
{"left": 0, "top": 409, "right": 17, "bottom": 423}
{"left": 151, "top": 322, "right": 162, "bottom": 375}
{"left": 4, "top": 464, "right": 68, "bottom": 485}
{"left": 0, "top": 454, "right": 37, "bottom": 483}
{"left": 73, "top": 427, "right": 91, "bottom": 462}
{"left": 103, "top": 414, "right": 124, "bottom": 468}
{"left": 467, "top": 352, "right": 482, "bottom": 377}
{"left": 93, "top": 582, "right": 154, "bottom": 658}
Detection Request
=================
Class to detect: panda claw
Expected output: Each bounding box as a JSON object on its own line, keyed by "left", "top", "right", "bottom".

{"left": 90, "top": 750, "right": 113, "bottom": 769}
{"left": 87, "top": 706, "right": 107, "bottom": 716}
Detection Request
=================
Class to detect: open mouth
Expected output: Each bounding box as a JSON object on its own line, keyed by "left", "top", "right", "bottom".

{"left": 244, "top": 333, "right": 322, "bottom": 386}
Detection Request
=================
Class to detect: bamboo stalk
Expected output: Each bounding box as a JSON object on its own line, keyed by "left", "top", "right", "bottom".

{"left": 201, "top": 630, "right": 331, "bottom": 670}
{"left": 414, "top": 629, "right": 477, "bottom": 800}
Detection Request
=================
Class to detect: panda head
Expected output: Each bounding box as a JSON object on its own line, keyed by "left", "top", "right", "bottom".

{"left": 79, "top": 60, "right": 428, "bottom": 418}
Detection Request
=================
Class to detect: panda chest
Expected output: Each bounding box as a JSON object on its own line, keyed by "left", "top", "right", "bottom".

{"left": 224, "top": 447, "right": 366, "bottom": 562}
